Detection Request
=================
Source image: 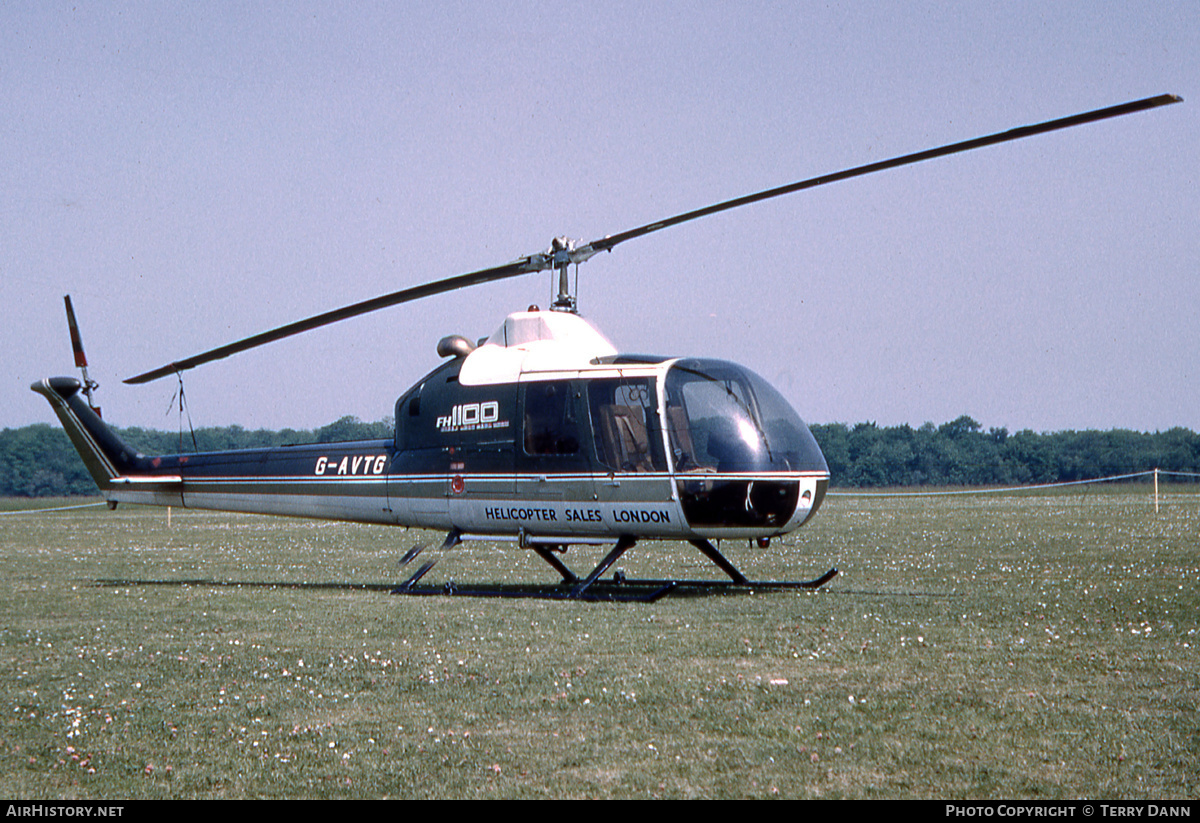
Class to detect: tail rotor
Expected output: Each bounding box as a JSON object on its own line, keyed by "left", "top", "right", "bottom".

{"left": 64, "top": 295, "right": 101, "bottom": 417}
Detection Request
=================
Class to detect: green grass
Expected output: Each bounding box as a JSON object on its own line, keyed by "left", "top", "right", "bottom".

{"left": 1, "top": 488, "right": 1197, "bottom": 798}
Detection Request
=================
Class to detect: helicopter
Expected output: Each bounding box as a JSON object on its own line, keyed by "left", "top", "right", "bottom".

{"left": 33, "top": 94, "right": 1180, "bottom": 601}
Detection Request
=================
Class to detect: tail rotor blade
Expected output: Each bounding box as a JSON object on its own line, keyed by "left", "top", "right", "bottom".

{"left": 64, "top": 295, "right": 89, "bottom": 369}
{"left": 64, "top": 295, "right": 101, "bottom": 416}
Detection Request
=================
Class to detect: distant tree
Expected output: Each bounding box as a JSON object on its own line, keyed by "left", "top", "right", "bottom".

{"left": 0, "top": 424, "right": 96, "bottom": 496}
{"left": 1004, "top": 430, "right": 1057, "bottom": 484}
{"left": 315, "top": 416, "right": 393, "bottom": 443}
{"left": 809, "top": 423, "right": 850, "bottom": 483}
{"left": 938, "top": 415, "right": 981, "bottom": 438}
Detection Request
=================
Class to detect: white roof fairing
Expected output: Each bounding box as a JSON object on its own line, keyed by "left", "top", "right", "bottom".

{"left": 457, "top": 311, "right": 619, "bottom": 386}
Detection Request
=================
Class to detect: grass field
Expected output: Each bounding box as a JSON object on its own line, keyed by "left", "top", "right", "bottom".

{"left": 1, "top": 487, "right": 1197, "bottom": 799}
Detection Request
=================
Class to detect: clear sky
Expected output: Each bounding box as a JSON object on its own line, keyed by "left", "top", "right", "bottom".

{"left": 4, "top": 2, "right": 1197, "bottom": 435}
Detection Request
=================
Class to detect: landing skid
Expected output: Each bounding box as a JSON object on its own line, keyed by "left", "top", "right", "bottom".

{"left": 390, "top": 535, "right": 837, "bottom": 602}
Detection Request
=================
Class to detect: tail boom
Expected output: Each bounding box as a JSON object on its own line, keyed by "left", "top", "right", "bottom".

{"left": 32, "top": 376, "right": 394, "bottom": 519}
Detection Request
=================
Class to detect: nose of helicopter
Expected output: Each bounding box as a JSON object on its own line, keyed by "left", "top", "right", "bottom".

{"left": 664, "top": 358, "right": 829, "bottom": 533}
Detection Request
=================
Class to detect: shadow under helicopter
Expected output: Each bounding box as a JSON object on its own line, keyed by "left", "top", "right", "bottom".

{"left": 94, "top": 569, "right": 838, "bottom": 603}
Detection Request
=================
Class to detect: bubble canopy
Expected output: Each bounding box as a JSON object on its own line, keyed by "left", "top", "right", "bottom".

{"left": 663, "top": 359, "right": 828, "bottom": 475}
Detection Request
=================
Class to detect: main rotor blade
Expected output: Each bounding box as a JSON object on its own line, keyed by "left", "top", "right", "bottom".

{"left": 124, "top": 256, "right": 549, "bottom": 384}
{"left": 125, "top": 93, "right": 1179, "bottom": 385}
{"left": 577, "top": 93, "right": 1182, "bottom": 258}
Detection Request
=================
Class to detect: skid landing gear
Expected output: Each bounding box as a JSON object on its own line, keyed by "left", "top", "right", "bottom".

{"left": 390, "top": 534, "right": 837, "bottom": 602}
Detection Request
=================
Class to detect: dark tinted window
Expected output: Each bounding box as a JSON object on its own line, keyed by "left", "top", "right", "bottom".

{"left": 522, "top": 382, "right": 580, "bottom": 456}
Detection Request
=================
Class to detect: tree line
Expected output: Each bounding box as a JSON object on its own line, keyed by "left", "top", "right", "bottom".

{"left": 2, "top": 413, "right": 1198, "bottom": 497}
{"left": 810, "top": 415, "right": 1200, "bottom": 488}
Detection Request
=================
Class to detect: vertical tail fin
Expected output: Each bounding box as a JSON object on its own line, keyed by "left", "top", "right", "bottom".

{"left": 31, "top": 377, "right": 145, "bottom": 491}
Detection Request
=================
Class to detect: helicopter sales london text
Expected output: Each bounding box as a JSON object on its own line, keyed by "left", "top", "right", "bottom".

{"left": 484, "top": 505, "right": 672, "bottom": 524}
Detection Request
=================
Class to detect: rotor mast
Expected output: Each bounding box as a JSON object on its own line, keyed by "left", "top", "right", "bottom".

{"left": 550, "top": 236, "right": 580, "bottom": 312}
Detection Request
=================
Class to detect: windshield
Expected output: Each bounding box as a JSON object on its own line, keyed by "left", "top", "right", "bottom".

{"left": 664, "top": 359, "right": 827, "bottom": 474}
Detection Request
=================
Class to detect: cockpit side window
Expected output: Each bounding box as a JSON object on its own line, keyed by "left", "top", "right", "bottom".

{"left": 668, "top": 372, "right": 763, "bottom": 471}
{"left": 587, "top": 378, "right": 665, "bottom": 472}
